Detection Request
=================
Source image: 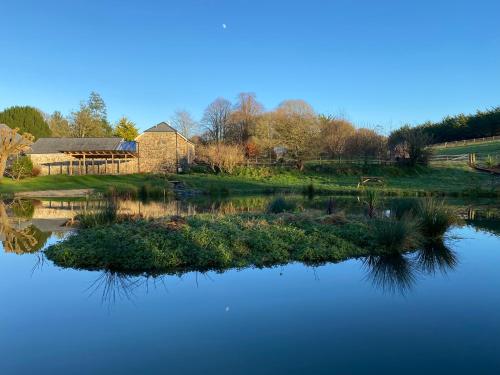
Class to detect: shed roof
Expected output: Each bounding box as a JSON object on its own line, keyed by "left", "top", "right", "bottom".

{"left": 28, "top": 137, "right": 126, "bottom": 154}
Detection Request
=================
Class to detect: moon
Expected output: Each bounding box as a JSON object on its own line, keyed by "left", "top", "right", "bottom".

{"left": 222, "top": 23, "right": 227, "bottom": 29}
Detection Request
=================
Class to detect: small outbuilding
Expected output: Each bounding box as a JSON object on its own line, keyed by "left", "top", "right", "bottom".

{"left": 27, "top": 122, "right": 195, "bottom": 176}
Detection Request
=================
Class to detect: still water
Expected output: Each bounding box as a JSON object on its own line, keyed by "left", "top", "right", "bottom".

{"left": 1, "top": 196, "right": 499, "bottom": 374}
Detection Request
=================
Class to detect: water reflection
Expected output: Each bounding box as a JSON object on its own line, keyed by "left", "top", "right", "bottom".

{"left": 362, "top": 240, "right": 459, "bottom": 295}
{"left": 0, "top": 196, "right": 498, "bottom": 300}
{"left": 0, "top": 200, "right": 51, "bottom": 254}
{"left": 363, "top": 253, "right": 417, "bottom": 295}
{"left": 416, "top": 241, "right": 458, "bottom": 275}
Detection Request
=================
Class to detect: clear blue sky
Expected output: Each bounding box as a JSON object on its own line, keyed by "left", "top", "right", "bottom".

{"left": 1, "top": 0, "right": 499, "bottom": 133}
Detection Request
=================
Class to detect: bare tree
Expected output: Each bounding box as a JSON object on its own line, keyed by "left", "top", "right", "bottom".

{"left": 171, "top": 110, "right": 198, "bottom": 139}
{"left": 201, "top": 98, "right": 232, "bottom": 143}
{"left": 0, "top": 125, "right": 34, "bottom": 179}
{"left": 229, "top": 93, "right": 263, "bottom": 144}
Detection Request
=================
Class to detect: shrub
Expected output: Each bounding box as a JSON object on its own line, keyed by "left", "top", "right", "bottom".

{"left": 11, "top": 156, "right": 33, "bottom": 180}
{"left": 266, "top": 197, "right": 296, "bottom": 213}
{"left": 416, "top": 199, "right": 457, "bottom": 238}
{"left": 196, "top": 144, "right": 245, "bottom": 174}
{"left": 31, "top": 165, "right": 41, "bottom": 177}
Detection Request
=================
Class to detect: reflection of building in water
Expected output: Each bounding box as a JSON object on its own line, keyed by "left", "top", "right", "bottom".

{"left": 0, "top": 201, "right": 51, "bottom": 254}
{"left": 31, "top": 199, "right": 199, "bottom": 220}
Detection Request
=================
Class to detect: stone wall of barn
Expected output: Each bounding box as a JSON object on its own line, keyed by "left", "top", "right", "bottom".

{"left": 136, "top": 132, "right": 194, "bottom": 173}
{"left": 30, "top": 153, "right": 139, "bottom": 176}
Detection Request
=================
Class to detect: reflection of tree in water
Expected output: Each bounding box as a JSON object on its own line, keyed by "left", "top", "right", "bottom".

{"left": 416, "top": 241, "right": 458, "bottom": 275}
{"left": 362, "top": 253, "right": 417, "bottom": 295}
{"left": 0, "top": 200, "right": 51, "bottom": 254}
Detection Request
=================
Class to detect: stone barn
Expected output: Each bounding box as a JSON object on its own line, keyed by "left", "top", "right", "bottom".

{"left": 27, "top": 122, "right": 195, "bottom": 176}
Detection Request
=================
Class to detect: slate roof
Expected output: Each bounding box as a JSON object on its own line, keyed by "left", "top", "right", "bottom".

{"left": 144, "top": 122, "right": 177, "bottom": 133}
{"left": 28, "top": 137, "right": 126, "bottom": 154}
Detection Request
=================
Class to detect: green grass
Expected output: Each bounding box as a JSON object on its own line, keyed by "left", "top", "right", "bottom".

{"left": 44, "top": 206, "right": 458, "bottom": 275}
{"left": 1, "top": 163, "right": 498, "bottom": 197}
{"left": 45, "top": 213, "right": 372, "bottom": 274}
{"left": 432, "top": 140, "right": 500, "bottom": 156}
{"left": 0, "top": 174, "right": 170, "bottom": 196}
{"left": 176, "top": 164, "right": 498, "bottom": 197}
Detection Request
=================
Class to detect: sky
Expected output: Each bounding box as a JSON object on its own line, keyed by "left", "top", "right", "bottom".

{"left": 1, "top": 0, "right": 499, "bottom": 133}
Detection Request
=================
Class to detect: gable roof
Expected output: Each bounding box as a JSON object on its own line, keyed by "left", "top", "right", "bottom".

{"left": 28, "top": 137, "right": 126, "bottom": 154}
{"left": 141, "top": 121, "right": 195, "bottom": 145}
{"left": 144, "top": 122, "right": 177, "bottom": 133}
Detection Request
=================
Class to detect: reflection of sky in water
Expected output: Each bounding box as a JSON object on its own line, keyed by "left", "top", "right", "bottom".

{"left": 0, "top": 199, "right": 500, "bottom": 374}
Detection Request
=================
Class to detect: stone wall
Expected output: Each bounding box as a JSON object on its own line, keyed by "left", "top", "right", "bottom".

{"left": 137, "top": 132, "right": 195, "bottom": 173}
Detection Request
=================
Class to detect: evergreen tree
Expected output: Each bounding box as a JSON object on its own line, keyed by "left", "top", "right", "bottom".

{"left": 0, "top": 106, "right": 51, "bottom": 139}
{"left": 114, "top": 117, "right": 139, "bottom": 141}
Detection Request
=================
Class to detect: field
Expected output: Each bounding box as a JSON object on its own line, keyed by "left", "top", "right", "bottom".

{"left": 0, "top": 163, "right": 498, "bottom": 198}
{"left": 432, "top": 140, "right": 500, "bottom": 156}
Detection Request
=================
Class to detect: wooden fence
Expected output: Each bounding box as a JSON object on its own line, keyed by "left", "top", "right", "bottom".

{"left": 431, "top": 135, "right": 500, "bottom": 149}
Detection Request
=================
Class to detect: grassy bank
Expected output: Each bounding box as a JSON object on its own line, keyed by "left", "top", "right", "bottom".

{"left": 1, "top": 163, "right": 498, "bottom": 197}
{"left": 177, "top": 164, "right": 498, "bottom": 197}
{"left": 0, "top": 174, "right": 170, "bottom": 196}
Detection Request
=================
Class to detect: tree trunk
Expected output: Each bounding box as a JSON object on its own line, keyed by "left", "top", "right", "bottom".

{"left": 0, "top": 155, "right": 8, "bottom": 180}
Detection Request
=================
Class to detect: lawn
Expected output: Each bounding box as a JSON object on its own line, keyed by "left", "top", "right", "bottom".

{"left": 0, "top": 174, "right": 170, "bottom": 195}
{"left": 432, "top": 140, "right": 500, "bottom": 156}
{"left": 176, "top": 164, "right": 498, "bottom": 197}
{"left": 0, "top": 163, "right": 498, "bottom": 197}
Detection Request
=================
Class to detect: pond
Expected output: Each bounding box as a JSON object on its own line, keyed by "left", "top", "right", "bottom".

{"left": 1, "top": 195, "right": 499, "bottom": 374}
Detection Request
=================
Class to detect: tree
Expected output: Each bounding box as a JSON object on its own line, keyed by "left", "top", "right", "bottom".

{"left": 388, "top": 125, "right": 432, "bottom": 165}
{"left": 319, "top": 115, "right": 355, "bottom": 159}
{"left": 345, "top": 128, "right": 387, "bottom": 161}
{"left": 273, "top": 100, "right": 318, "bottom": 167}
{"left": 70, "top": 92, "right": 113, "bottom": 137}
{"left": 0, "top": 125, "right": 34, "bottom": 179}
{"left": 171, "top": 110, "right": 197, "bottom": 139}
{"left": 114, "top": 117, "right": 139, "bottom": 141}
{"left": 0, "top": 106, "right": 51, "bottom": 139}
{"left": 202, "top": 98, "right": 232, "bottom": 143}
{"left": 48, "top": 111, "right": 72, "bottom": 137}
{"left": 229, "top": 93, "right": 263, "bottom": 144}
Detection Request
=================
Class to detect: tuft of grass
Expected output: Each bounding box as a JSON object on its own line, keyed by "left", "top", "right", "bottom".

{"left": 417, "top": 199, "right": 457, "bottom": 238}
{"left": 371, "top": 217, "right": 420, "bottom": 253}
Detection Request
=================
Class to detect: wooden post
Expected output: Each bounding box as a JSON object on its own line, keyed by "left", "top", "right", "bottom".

{"left": 70, "top": 160, "right": 73, "bottom": 175}
{"left": 137, "top": 142, "right": 140, "bottom": 173}
{"left": 117, "top": 158, "right": 121, "bottom": 174}
{"left": 105, "top": 158, "right": 107, "bottom": 174}
{"left": 83, "top": 154, "right": 87, "bottom": 175}
{"left": 111, "top": 154, "right": 115, "bottom": 174}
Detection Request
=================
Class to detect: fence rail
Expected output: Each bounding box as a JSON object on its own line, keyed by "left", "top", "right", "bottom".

{"left": 431, "top": 135, "right": 500, "bottom": 149}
